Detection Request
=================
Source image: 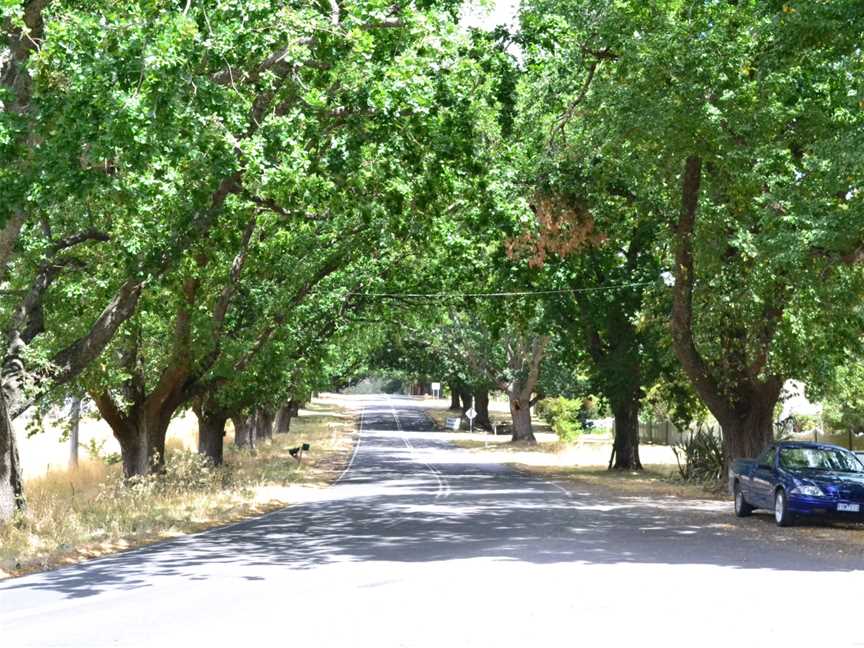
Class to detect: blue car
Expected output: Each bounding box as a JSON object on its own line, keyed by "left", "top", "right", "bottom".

{"left": 731, "top": 441, "right": 864, "bottom": 526}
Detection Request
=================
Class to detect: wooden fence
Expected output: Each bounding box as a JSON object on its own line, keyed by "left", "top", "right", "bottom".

{"left": 633, "top": 419, "right": 721, "bottom": 446}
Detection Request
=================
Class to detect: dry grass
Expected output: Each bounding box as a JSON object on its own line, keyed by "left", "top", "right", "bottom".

{"left": 18, "top": 408, "right": 200, "bottom": 479}
{"left": 0, "top": 398, "right": 356, "bottom": 579}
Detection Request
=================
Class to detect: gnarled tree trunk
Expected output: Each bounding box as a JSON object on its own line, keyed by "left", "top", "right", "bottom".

{"left": 274, "top": 405, "right": 292, "bottom": 434}
{"left": 503, "top": 335, "right": 550, "bottom": 444}
{"left": 609, "top": 399, "right": 642, "bottom": 470}
{"left": 232, "top": 414, "right": 254, "bottom": 448}
{"left": 459, "top": 388, "right": 473, "bottom": 413}
{"left": 448, "top": 383, "right": 461, "bottom": 410}
{"left": 256, "top": 408, "right": 274, "bottom": 443}
{"left": 194, "top": 401, "right": 228, "bottom": 465}
{"left": 115, "top": 421, "right": 149, "bottom": 478}
{"left": 462, "top": 333, "right": 549, "bottom": 445}
{"left": 509, "top": 396, "right": 534, "bottom": 442}
{"left": 474, "top": 388, "right": 492, "bottom": 431}
{"left": 92, "top": 400, "right": 176, "bottom": 479}
{"left": 719, "top": 381, "right": 782, "bottom": 470}
{"left": 0, "top": 392, "right": 24, "bottom": 521}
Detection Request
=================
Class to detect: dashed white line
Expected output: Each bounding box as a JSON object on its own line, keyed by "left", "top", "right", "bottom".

{"left": 388, "top": 397, "right": 450, "bottom": 499}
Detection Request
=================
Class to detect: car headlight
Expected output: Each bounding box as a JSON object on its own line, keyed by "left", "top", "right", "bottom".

{"left": 791, "top": 484, "right": 825, "bottom": 497}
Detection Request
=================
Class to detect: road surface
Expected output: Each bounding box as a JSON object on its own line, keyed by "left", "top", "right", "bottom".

{"left": 2, "top": 395, "right": 864, "bottom": 647}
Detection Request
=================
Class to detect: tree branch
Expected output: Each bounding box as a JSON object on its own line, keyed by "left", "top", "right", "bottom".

{"left": 520, "top": 335, "right": 550, "bottom": 400}
{"left": 43, "top": 279, "right": 144, "bottom": 391}
{"left": 553, "top": 61, "right": 598, "bottom": 140}
{"left": 1, "top": 0, "right": 51, "bottom": 115}
{"left": 211, "top": 216, "right": 257, "bottom": 336}
{"left": 669, "top": 156, "right": 730, "bottom": 419}
{"left": 49, "top": 229, "right": 110, "bottom": 253}
{"left": 211, "top": 11, "right": 405, "bottom": 86}
{"left": 88, "top": 390, "right": 126, "bottom": 433}
{"left": 574, "top": 294, "right": 606, "bottom": 364}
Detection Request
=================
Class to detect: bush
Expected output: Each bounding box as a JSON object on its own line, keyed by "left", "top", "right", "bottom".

{"left": 162, "top": 450, "right": 221, "bottom": 492}
{"left": 537, "top": 397, "right": 585, "bottom": 443}
{"left": 672, "top": 428, "right": 726, "bottom": 482}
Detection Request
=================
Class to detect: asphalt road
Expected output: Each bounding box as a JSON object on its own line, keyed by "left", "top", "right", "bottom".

{"left": 2, "top": 394, "right": 864, "bottom": 647}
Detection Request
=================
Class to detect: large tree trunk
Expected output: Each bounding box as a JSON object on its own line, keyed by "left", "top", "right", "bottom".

{"left": 196, "top": 409, "right": 228, "bottom": 465}
{"left": 256, "top": 408, "right": 274, "bottom": 443}
{"left": 720, "top": 382, "right": 781, "bottom": 468}
{"left": 509, "top": 395, "right": 535, "bottom": 443}
{"left": 459, "top": 388, "right": 473, "bottom": 413}
{"left": 232, "top": 414, "right": 253, "bottom": 448}
{"left": 111, "top": 412, "right": 172, "bottom": 478}
{"left": 610, "top": 400, "right": 642, "bottom": 470}
{"left": 288, "top": 399, "right": 301, "bottom": 418}
{"left": 116, "top": 422, "right": 149, "bottom": 478}
{"left": 274, "top": 405, "right": 292, "bottom": 434}
{"left": 448, "top": 383, "right": 461, "bottom": 410}
{"left": 0, "top": 391, "right": 25, "bottom": 521}
{"left": 90, "top": 389, "right": 176, "bottom": 478}
{"left": 474, "top": 388, "right": 492, "bottom": 431}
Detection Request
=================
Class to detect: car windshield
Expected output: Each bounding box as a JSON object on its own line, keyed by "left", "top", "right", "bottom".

{"left": 779, "top": 447, "right": 864, "bottom": 473}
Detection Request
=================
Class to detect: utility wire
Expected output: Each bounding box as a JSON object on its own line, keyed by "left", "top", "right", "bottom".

{"left": 348, "top": 280, "right": 659, "bottom": 299}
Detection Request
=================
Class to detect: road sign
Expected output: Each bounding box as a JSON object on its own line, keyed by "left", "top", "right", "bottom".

{"left": 465, "top": 407, "right": 477, "bottom": 420}
{"left": 431, "top": 382, "right": 441, "bottom": 391}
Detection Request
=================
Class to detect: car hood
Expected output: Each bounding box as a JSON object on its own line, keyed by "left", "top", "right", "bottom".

{"left": 791, "top": 470, "right": 864, "bottom": 491}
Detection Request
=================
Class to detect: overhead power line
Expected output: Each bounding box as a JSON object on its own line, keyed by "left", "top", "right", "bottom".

{"left": 349, "top": 280, "right": 659, "bottom": 299}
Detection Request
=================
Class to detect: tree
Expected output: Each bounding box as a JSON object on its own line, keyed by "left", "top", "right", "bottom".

{"left": 450, "top": 304, "right": 551, "bottom": 443}
{"left": 0, "top": 0, "right": 493, "bottom": 485}
{"left": 507, "top": 180, "right": 667, "bottom": 469}
{"left": 517, "top": 0, "right": 864, "bottom": 466}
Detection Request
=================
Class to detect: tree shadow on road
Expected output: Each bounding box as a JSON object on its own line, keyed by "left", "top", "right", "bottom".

{"left": 4, "top": 406, "right": 863, "bottom": 601}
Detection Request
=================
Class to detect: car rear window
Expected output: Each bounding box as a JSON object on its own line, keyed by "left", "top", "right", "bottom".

{"left": 779, "top": 448, "right": 864, "bottom": 473}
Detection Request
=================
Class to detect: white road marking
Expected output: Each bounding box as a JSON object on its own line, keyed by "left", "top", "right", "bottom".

{"left": 388, "top": 396, "right": 450, "bottom": 499}
{"left": 334, "top": 404, "right": 364, "bottom": 484}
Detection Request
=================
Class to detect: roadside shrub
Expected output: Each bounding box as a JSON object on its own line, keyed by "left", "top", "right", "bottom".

{"left": 672, "top": 428, "right": 726, "bottom": 482}
{"left": 537, "top": 397, "right": 585, "bottom": 442}
{"left": 162, "top": 450, "right": 220, "bottom": 493}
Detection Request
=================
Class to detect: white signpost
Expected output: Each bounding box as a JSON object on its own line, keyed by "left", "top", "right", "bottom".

{"left": 465, "top": 404, "right": 477, "bottom": 433}
{"left": 431, "top": 382, "right": 441, "bottom": 399}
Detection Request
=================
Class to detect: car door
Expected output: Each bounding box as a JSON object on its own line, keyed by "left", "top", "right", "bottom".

{"left": 750, "top": 446, "right": 777, "bottom": 508}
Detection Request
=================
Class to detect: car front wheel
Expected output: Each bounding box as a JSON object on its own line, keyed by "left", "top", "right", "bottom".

{"left": 774, "top": 489, "right": 794, "bottom": 527}
{"left": 734, "top": 483, "right": 753, "bottom": 517}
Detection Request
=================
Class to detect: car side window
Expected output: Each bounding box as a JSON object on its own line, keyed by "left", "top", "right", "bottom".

{"left": 756, "top": 446, "right": 775, "bottom": 468}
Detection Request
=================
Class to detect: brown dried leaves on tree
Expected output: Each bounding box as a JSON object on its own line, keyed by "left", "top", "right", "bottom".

{"left": 506, "top": 192, "right": 605, "bottom": 267}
